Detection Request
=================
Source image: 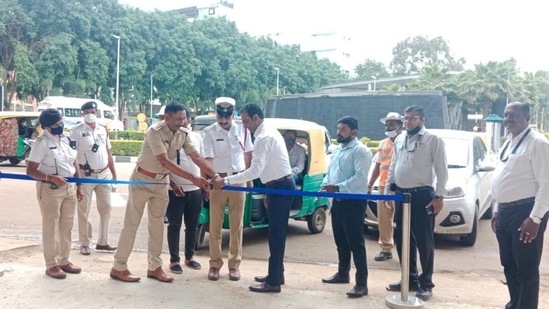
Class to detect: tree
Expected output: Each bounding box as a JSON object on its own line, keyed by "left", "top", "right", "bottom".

{"left": 354, "top": 59, "right": 390, "bottom": 79}
{"left": 390, "top": 35, "right": 465, "bottom": 76}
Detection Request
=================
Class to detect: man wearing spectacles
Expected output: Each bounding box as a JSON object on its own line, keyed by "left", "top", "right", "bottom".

{"left": 385, "top": 105, "right": 448, "bottom": 301}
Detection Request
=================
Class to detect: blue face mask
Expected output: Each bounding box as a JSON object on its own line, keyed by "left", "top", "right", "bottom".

{"left": 50, "top": 125, "right": 64, "bottom": 135}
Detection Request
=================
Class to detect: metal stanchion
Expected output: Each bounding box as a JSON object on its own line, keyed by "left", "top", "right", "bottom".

{"left": 386, "top": 193, "right": 423, "bottom": 308}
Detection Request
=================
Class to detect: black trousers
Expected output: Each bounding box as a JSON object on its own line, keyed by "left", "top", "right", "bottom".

{"left": 331, "top": 199, "right": 368, "bottom": 287}
{"left": 496, "top": 201, "right": 548, "bottom": 309}
{"left": 265, "top": 177, "right": 295, "bottom": 286}
{"left": 166, "top": 189, "right": 203, "bottom": 262}
{"left": 394, "top": 188, "right": 435, "bottom": 288}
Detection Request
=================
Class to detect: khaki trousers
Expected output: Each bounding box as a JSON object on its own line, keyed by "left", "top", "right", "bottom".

{"left": 113, "top": 168, "right": 169, "bottom": 271}
{"left": 377, "top": 185, "right": 395, "bottom": 253}
{"left": 36, "top": 182, "right": 77, "bottom": 269}
{"left": 208, "top": 183, "right": 245, "bottom": 269}
{"left": 78, "top": 169, "right": 113, "bottom": 246}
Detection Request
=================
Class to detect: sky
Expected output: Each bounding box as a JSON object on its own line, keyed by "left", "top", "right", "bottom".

{"left": 118, "top": 0, "right": 548, "bottom": 73}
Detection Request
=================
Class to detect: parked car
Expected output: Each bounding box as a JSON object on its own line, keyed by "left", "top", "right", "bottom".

{"left": 364, "top": 129, "right": 496, "bottom": 246}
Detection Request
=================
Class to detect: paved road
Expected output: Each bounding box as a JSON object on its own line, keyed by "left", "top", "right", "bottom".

{"left": 1, "top": 161, "right": 548, "bottom": 281}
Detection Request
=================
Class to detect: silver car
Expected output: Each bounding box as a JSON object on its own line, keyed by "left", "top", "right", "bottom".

{"left": 365, "top": 129, "right": 495, "bottom": 246}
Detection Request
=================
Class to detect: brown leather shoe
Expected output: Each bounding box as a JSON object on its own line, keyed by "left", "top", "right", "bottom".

{"left": 110, "top": 268, "right": 141, "bottom": 282}
{"left": 59, "top": 262, "right": 82, "bottom": 274}
{"left": 147, "top": 267, "right": 174, "bottom": 283}
{"left": 208, "top": 267, "right": 220, "bottom": 281}
{"left": 96, "top": 244, "right": 117, "bottom": 251}
{"left": 45, "top": 265, "right": 66, "bottom": 279}
{"left": 229, "top": 268, "right": 240, "bottom": 281}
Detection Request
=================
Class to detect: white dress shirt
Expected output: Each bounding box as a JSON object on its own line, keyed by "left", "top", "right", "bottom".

{"left": 28, "top": 130, "right": 77, "bottom": 177}
{"left": 202, "top": 121, "right": 253, "bottom": 173}
{"left": 491, "top": 127, "right": 549, "bottom": 218}
{"left": 70, "top": 122, "right": 111, "bottom": 169}
{"left": 387, "top": 127, "right": 448, "bottom": 196}
{"left": 170, "top": 131, "right": 203, "bottom": 192}
{"left": 227, "top": 122, "right": 292, "bottom": 184}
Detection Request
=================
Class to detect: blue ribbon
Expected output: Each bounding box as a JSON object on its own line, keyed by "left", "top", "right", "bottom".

{"left": 0, "top": 172, "right": 405, "bottom": 202}
{"left": 223, "top": 185, "right": 405, "bottom": 202}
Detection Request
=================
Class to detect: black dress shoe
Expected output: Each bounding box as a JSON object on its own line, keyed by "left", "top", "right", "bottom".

{"left": 386, "top": 281, "right": 420, "bottom": 292}
{"left": 346, "top": 285, "right": 368, "bottom": 298}
{"left": 254, "top": 274, "right": 285, "bottom": 285}
{"left": 415, "top": 287, "right": 432, "bottom": 301}
{"left": 374, "top": 251, "right": 393, "bottom": 261}
{"left": 249, "top": 282, "right": 281, "bottom": 293}
{"left": 321, "top": 273, "right": 350, "bottom": 284}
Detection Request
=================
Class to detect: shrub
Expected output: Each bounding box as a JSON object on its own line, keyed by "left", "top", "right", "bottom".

{"left": 111, "top": 140, "right": 143, "bottom": 156}
{"left": 109, "top": 130, "right": 145, "bottom": 141}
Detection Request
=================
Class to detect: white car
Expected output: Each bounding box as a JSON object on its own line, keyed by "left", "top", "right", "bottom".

{"left": 365, "top": 129, "right": 496, "bottom": 246}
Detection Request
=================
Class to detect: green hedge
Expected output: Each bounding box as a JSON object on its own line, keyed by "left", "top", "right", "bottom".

{"left": 111, "top": 140, "right": 143, "bottom": 156}
{"left": 109, "top": 130, "right": 145, "bottom": 141}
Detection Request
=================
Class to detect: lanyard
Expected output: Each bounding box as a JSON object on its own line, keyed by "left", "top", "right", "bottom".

{"left": 499, "top": 128, "right": 530, "bottom": 162}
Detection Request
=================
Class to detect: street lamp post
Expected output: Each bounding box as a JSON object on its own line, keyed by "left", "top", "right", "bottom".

{"left": 274, "top": 67, "right": 280, "bottom": 95}
{"left": 150, "top": 73, "right": 155, "bottom": 119}
{"left": 371, "top": 75, "right": 377, "bottom": 91}
{"left": 111, "top": 34, "right": 121, "bottom": 119}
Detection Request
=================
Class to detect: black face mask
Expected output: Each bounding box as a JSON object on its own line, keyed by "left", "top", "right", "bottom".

{"left": 407, "top": 126, "right": 422, "bottom": 136}
{"left": 285, "top": 138, "right": 296, "bottom": 147}
{"left": 337, "top": 135, "right": 353, "bottom": 144}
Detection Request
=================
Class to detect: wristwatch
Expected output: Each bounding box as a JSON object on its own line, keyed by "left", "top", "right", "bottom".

{"left": 434, "top": 195, "right": 444, "bottom": 201}
{"left": 530, "top": 216, "right": 542, "bottom": 224}
{"left": 334, "top": 185, "right": 340, "bottom": 192}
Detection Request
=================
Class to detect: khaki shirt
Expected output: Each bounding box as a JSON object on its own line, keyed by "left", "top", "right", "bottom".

{"left": 136, "top": 121, "right": 196, "bottom": 174}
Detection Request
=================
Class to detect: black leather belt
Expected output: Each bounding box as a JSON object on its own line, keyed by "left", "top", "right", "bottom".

{"left": 499, "top": 197, "right": 535, "bottom": 209}
{"left": 396, "top": 185, "right": 432, "bottom": 193}
{"left": 265, "top": 175, "right": 292, "bottom": 186}
{"left": 79, "top": 164, "right": 108, "bottom": 174}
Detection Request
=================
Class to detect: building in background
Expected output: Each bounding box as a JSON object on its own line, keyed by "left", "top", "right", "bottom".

{"left": 172, "top": 0, "right": 234, "bottom": 22}
{"left": 268, "top": 31, "right": 354, "bottom": 77}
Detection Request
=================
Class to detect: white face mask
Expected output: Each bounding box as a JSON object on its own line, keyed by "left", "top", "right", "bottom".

{"left": 385, "top": 130, "right": 398, "bottom": 138}
{"left": 83, "top": 114, "right": 97, "bottom": 123}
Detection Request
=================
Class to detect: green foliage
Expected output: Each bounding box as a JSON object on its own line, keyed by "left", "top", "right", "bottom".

{"left": 1, "top": 0, "right": 347, "bottom": 112}
{"left": 359, "top": 136, "right": 370, "bottom": 145}
{"left": 111, "top": 140, "right": 143, "bottom": 156}
{"left": 369, "top": 147, "right": 378, "bottom": 155}
{"left": 109, "top": 130, "right": 145, "bottom": 140}
{"left": 368, "top": 140, "right": 380, "bottom": 148}
{"left": 354, "top": 59, "right": 390, "bottom": 79}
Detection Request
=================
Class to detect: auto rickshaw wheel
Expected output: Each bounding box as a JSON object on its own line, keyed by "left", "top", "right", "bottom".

{"left": 9, "top": 158, "right": 21, "bottom": 166}
{"left": 195, "top": 224, "right": 207, "bottom": 250}
{"left": 307, "top": 207, "right": 326, "bottom": 234}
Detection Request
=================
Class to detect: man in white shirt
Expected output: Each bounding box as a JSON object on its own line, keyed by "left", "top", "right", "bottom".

{"left": 213, "top": 103, "right": 296, "bottom": 293}
{"left": 491, "top": 102, "right": 549, "bottom": 309}
{"left": 284, "top": 130, "right": 306, "bottom": 184}
{"left": 70, "top": 101, "right": 118, "bottom": 256}
{"left": 166, "top": 108, "right": 204, "bottom": 274}
{"left": 202, "top": 97, "right": 253, "bottom": 282}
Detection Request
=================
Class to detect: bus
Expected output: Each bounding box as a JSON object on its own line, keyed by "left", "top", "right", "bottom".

{"left": 37, "top": 96, "right": 124, "bottom": 130}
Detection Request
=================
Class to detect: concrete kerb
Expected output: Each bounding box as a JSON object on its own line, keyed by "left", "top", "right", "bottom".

{"left": 113, "top": 156, "right": 138, "bottom": 163}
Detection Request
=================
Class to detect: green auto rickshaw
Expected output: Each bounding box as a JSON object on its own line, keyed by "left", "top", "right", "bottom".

{"left": 194, "top": 118, "right": 333, "bottom": 249}
{"left": 0, "top": 111, "right": 41, "bottom": 166}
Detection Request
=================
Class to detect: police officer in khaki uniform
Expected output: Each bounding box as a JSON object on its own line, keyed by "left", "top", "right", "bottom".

{"left": 110, "top": 101, "right": 214, "bottom": 283}
{"left": 27, "top": 108, "right": 84, "bottom": 279}
{"left": 70, "top": 101, "right": 118, "bottom": 255}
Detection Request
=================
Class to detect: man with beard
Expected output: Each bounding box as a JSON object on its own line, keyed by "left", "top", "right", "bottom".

{"left": 367, "top": 112, "right": 403, "bottom": 262}
{"left": 202, "top": 97, "right": 253, "bottom": 282}
{"left": 321, "top": 116, "right": 372, "bottom": 298}
{"left": 385, "top": 105, "right": 448, "bottom": 301}
{"left": 213, "top": 103, "right": 295, "bottom": 293}
{"left": 283, "top": 130, "right": 306, "bottom": 184}
{"left": 491, "top": 102, "right": 549, "bottom": 309}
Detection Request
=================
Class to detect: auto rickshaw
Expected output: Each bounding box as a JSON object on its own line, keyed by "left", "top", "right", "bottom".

{"left": 0, "top": 111, "right": 42, "bottom": 166}
{"left": 195, "top": 118, "right": 333, "bottom": 248}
